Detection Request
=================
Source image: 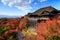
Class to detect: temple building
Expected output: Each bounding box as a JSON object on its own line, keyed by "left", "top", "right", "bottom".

{"left": 26, "top": 6, "right": 60, "bottom": 21}
{"left": 25, "top": 6, "right": 60, "bottom": 27}
{"left": 18, "top": 6, "right": 60, "bottom": 40}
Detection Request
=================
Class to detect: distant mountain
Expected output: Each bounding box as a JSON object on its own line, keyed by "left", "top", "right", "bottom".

{"left": 0, "top": 15, "right": 21, "bottom": 18}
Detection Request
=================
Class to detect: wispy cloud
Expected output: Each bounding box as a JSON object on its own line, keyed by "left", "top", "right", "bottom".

{"left": 40, "top": 0, "right": 47, "bottom": 2}
{"left": 1, "top": 0, "right": 33, "bottom": 14}
{"left": 1, "top": 0, "right": 47, "bottom": 15}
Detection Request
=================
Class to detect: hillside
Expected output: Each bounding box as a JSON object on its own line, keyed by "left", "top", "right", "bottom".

{"left": 0, "top": 6, "right": 60, "bottom": 40}
{"left": 18, "top": 6, "right": 60, "bottom": 40}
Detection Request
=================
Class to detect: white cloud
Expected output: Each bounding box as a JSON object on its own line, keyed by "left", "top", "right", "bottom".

{"left": 1, "top": 0, "right": 33, "bottom": 14}
{"left": 1, "top": 0, "right": 47, "bottom": 16}
{"left": 34, "top": 2, "right": 37, "bottom": 5}
{"left": 40, "top": 0, "right": 47, "bottom": 2}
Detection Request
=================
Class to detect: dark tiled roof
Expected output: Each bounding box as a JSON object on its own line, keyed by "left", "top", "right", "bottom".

{"left": 32, "top": 6, "right": 56, "bottom": 15}
{"left": 26, "top": 6, "right": 60, "bottom": 18}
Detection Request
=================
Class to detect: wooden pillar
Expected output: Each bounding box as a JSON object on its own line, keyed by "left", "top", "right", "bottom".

{"left": 18, "top": 28, "right": 24, "bottom": 40}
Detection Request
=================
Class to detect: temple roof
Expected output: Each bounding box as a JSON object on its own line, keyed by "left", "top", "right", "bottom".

{"left": 32, "top": 6, "right": 56, "bottom": 15}
{"left": 26, "top": 6, "right": 60, "bottom": 17}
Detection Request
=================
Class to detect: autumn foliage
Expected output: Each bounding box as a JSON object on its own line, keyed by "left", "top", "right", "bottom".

{"left": 0, "top": 15, "right": 60, "bottom": 40}
{"left": 19, "top": 15, "right": 60, "bottom": 40}
{"left": 37, "top": 16, "right": 60, "bottom": 40}
{"left": 0, "top": 18, "right": 20, "bottom": 40}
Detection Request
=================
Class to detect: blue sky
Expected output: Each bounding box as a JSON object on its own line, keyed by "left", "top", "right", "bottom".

{"left": 0, "top": 0, "right": 60, "bottom": 16}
